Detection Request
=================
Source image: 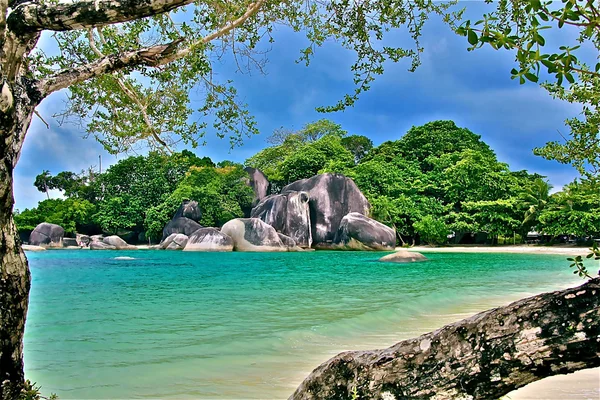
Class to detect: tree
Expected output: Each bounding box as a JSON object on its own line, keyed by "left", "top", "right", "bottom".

{"left": 413, "top": 215, "right": 449, "bottom": 245}
{"left": 455, "top": 0, "right": 600, "bottom": 181}
{"left": 520, "top": 177, "right": 553, "bottom": 233}
{"left": 14, "top": 198, "right": 97, "bottom": 235}
{"left": 144, "top": 164, "right": 254, "bottom": 240}
{"left": 340, "top": 135, "right": 373, "bottom": 164}
{"left": 539, "top": 178, "right": 600, "bottom": 238}
{"left": 33, "top": 170, "right": 52, "bottom": 199}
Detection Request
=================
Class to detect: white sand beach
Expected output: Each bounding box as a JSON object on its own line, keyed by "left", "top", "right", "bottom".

{"left": 407, "top": 245, "right": 593, "bottom": 256}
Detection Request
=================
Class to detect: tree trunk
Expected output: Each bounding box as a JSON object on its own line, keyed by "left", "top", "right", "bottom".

{"left": 290, "top": 278, "right": 600, "bottom": 400}
{"left": 0, "top": 80, "right": 37, "bottom": 400}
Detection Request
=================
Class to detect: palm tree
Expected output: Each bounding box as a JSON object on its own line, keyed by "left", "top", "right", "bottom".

{"left": 520, "top": 178, "right": 553, "bottom": 234}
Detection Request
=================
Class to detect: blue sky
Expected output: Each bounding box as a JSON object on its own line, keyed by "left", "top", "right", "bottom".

{"left": 14, "top": 2, "right": 582, "bottom": 210}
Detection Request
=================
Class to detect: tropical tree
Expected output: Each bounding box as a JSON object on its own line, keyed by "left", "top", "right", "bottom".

{"left": 539, "top": 178, "right": 600, "bottom": 238}
{"left": 520, "top": 177, "right": 553, "bottom": 232}
{"left": 456, "top": 0, "right": 600, "bottom": 180}
{"left": 341, "top": 135, "right": 373, "bottom": 164}
{"left": 33, "top": 170, "right": 53, "bottom": 199}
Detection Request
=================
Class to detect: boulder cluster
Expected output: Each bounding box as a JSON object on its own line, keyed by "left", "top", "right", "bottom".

{"left": 251, "top": 173, "right": 396, "bottom": 250}
{"left": 25, "top": 172, "right": 397, "bottom": 252}
{"left": 157, "top": 172, "right": 396, "bottom": 252}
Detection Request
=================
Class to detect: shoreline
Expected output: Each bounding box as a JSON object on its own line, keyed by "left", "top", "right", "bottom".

{"left": 405, "top": 245, "right": 591, "bottom": 256}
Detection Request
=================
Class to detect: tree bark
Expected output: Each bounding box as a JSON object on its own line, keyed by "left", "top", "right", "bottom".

{"left": 290, "top": 278, "right": 600, "bottom": 400}
{"left": 0, "top": 78, "right": 38, "bottom": 400}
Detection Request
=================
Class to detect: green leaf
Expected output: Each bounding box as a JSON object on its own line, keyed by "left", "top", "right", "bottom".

{"left": 524, "top": 73, "right": 538, "bottom": 82}
{"left": 468, "top": 30, "right": 478, "bottom": 46}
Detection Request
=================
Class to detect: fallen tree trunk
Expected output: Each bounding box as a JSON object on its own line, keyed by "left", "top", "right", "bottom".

{"left": 290, "top": 278, "right": 600, "bottom": 400}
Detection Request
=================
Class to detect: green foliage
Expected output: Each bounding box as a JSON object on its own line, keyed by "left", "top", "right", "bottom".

{"left": 568, "top": 243, "right": 600, "bottom": 279}
{"left": 19, "top": 380, "right": 58, "bottom": 400}
{"left": 538, "top": 179, "right": 600, "bottom": 237}
{"left": 14, "top": 198, "right": 97, "bottom": 235}
{"left": 393, "top": 121, "right": 495, "bottom": 171}
{"left": 144, "top": 165, "right": 254, "bottom": 241}
{"left": 413, "top": 216, "right": 449, "bottom": 245}
{"left": 33, "top": 170, "right": 52, "bottom": 198}
{"left": 341, "top": 135, "right": 374, "bottom": 164}
{"left": 95, "top": 195, "right": 141, "bottom": 234}
{"left": 455, "top": 0, "right": 600, "bottom": 180}
{"left": 247, "top": 121, "right": 354, "bottom": 187}
{"left": 281, "top": 135, "right": 354, "bottom": 183}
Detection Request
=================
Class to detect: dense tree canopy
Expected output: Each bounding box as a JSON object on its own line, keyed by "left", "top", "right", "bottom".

{"left": 19, "top": 120, "right": 597, "bottom": 247}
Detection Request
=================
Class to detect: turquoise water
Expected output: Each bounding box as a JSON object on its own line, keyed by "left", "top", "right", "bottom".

{"left": 24, "top": 250, "right": 583, "bottom": 399}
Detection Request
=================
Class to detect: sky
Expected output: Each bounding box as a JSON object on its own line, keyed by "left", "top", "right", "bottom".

{"left": 14, "top": 2, "right": 584, "bottom": 210}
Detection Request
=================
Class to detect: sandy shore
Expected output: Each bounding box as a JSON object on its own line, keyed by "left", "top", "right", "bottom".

{"left": 404, "top": 245, "right": 592, "bottom": 256}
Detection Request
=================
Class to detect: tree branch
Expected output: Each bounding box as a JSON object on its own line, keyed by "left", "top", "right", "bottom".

{"left": 38, "top": 0, "right": 267, "bottom": 97}
{"left": 291, "top": 278, "right": 600, "bottom": 400}
{"left": 7, "top": 0, "right": 195, "bottom": 35}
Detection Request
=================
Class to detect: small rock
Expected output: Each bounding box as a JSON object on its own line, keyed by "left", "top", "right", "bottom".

{"left": 160, "top": 233, "right": 189, "bottom": 250}
{"left": 379, "top": 250, "right": 427, "bottom": 263}
{"left": 90, "top": 241, "right": 116, "bottom": 250}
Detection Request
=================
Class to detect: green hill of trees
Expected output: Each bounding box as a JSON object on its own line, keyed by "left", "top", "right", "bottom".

{"left": 15, "top": 120, "right": 600, "bottom": 245}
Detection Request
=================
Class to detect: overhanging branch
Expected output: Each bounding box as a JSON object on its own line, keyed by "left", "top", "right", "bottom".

{"left": 7, "top": 0, "right": 195, "bottom": 35}
{"left": 38, "top": 0, "right": 267, "bottom": 97}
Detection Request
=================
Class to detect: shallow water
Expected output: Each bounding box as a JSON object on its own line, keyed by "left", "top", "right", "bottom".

{"left": 24, "top": 250, "right": 585, "bottom": 399}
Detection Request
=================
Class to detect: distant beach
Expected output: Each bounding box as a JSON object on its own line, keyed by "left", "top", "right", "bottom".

{"left": 407, "top": 245, "right": 592, "bottom": 256}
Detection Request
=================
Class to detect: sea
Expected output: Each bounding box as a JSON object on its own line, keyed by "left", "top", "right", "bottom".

{"left": 23, "top": 250, "right": 591, "bottom": 399}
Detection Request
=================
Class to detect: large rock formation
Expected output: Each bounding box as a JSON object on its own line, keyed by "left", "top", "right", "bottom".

{"left": 379, "top": 250, "right": 427, "bottom": 263}
{"left": 220, "top": 218, "right": 288, "bottom": 252}
{"left": 244, "top": 167, "right": 271, "bottom": 207}
{"left": 103, "top": 235, "right": 136, "bottom": 250}
{"left": 162, "top": 217, "right": 202, "bottom": 241}
{"left": 183, "top": 228, "right": 234, "bottom": 252}
{"left": 29, "top": 223, "right": 64, "bottom": 247}
{"left": 282, "top": 174, "right": 370, "bottom": 248}
{"left": 333, "top": 212, "right": 396, "bottom": 250}
{"left": 160, "top": 233, "right": 189, "bottom": 250}
{"left": 251, "top": 191, "right": 312, "bottom": 248}
{"left": 173, "top": 200, "right": 202, "bottom": 222}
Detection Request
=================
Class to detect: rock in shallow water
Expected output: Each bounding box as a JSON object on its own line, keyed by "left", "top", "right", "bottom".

{"left": 379, "top": 250, "right": 427, "bottom": 263}
{"left": 333, "top": 212, "right": 396, "bottom": 251}
{"left": 220, "top": 218, "right": 287, "bottom": 252}
{"left": 183, "top": 228, "right": 233, "bottom": 252}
